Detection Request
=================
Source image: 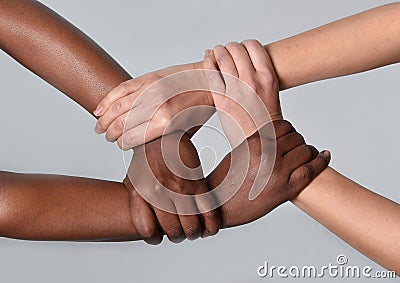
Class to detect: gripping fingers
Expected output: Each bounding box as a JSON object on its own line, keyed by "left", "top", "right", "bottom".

{"left": 153, "top": 206, "right": 186, "bottom": 243}
{"left": 194, "top": 193, "right": 221, "bottom": 238}
{"left": 277, "top": 131, "right": 306, "bottom": 156}
{"left": 213, "top": 45, "right": 239, "bottom": 77}
{"left": 128, "top": 188, "right": 162, "bottom": 245}
{"left": 117, "top": 121, "right": 167, "bottom": 150}
{"left": 94, "top": 79, "right": 144, "bottom": 117}
{"left": 242, "top": 39, "right": 274, "bottom": 73}
{"left": 283, "top": 144, "right": 319, "bottom": 170}
{"left": 174, "top": 199, "right": 203, "bottom": 241}
{"left": 96, "top": 94, "right": 138, "bottom": 135}
{"left": 288, "top": 150, "right": 331, "bottom": 198}
{"left": 225, "top": 42, "right": 255, "bottom": 78}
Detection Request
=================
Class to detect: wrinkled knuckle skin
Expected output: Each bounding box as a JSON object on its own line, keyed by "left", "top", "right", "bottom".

{"left": 259, "top": 71, "right": 277, "bottom": 91}
{"left": 185, "top": 225, "right": 202, "bottom": 239}
{"left": 139, "top": 224, "right": 158, "bottom": 240}
{"left": 167, "top": 228, "right": 185, "bottom": 242}
{"left": 114, "top": 117, "right": 125, "bottom": 132}
{"left": 246, "top": 78, "right": 258, "bottom": 92}
{"left": 123, "top": 134, "right": 137, "bottom": 149}
{"left": 215, "top": 51, "right": 229, "bottom": 66}
{"left": 308, "top": 145, "right": 319, "bottom": 158}
{"left": 303, "top": 164, "right": 315, "bottom": 182}
{"left": 118, "top": 81, "right": 129, "bottom": 93}
{"left": 168, "top": 181, "right": 186, "bottom": 194}
{"left": 112, "top": 101, "right": 123, "bottom": 114}
{"left": 274, "top": 120, "right": 294, "bottom": 136}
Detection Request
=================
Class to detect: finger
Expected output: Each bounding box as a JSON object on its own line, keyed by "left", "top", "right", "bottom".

{"left": 105, "top": 112, "right": 129, "bottom": 142}
{"left": 225, "top": 42, "right": 255, "bottom": 79}
{"left": 96, "top": 95, "right": 138, "bottom": 134}
{"left": 203, "top": 49, "right": 226, "bottom": 95}
{"left": 128, "top": 188, "right": 162, "bottom": 245}
{"left": 94, "top": 79, "right": 143, "bottom": 117}
{"left": 173, "top": 198, "right": 203, "bottom": 241}
{"left": 213, "top": 45, "right": 239, "bottom": 77}
{"left": 288, "top": 150, "right": 331, "bottom": 198}
{"left": 277, "top": 131, "right": 305, "bottom": 156}
{"left": 104, "top": 103, "right": 151, "bottom": 143}
{"left": 283, "top": 144, "right": 319, "bottom": 171}
{"left": 194, "top": 192, "right": 221, "bottom": 238}
{"left": 117, "top": 121, "right": 165, "bottom": 150}
{"left": 273, "top": 120, "right": 295, "bottom": 139}
{"left": 242, "top": 39, "right": 274, "bottom": 72}
{"left": 153, "top": 206, "right": 186, "bottom": 243}
{"left": 203, "top": 49, "right": 218, "bottom": 71}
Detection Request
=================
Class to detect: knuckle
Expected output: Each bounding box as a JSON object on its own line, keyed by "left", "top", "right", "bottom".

{"left": 156, "top": 112, "right": 171, "bottom": 128}
{"left": 246, "top": 77, "right": 258, "bottom": 92}
{"left": 259, "top": 71, "right": 277, "bottom": 91}
{"left": 123, "top": 134, "right": 137, "bottom": 148}
{"left": 170, "top": 182, "right": 185, "bottom": 194}
{"left": 112, "top": 101, "right": 123, "bottom": 113}
{"left": 153, "top": 183, "right": 164, "bottom": 194}
{"left": 274, "top": 120, "right": 294, "bottom": 137}
{"left": 118, "top": 81, "right": 130, "bottom": 93}
{"left": 303, "top": 164, "right": 315, "bottom": 181}
{"left": 147, "top": 72, "right": 162, "bottom": 82}
{"left": 185, "top": 224, "right": 202, "bottom": 238}
{"left": 167, "top": 227, "right": 184, "bottom": 240}
{"left": 140, "top": 224, "right": 157, "bottom": 239}
{"left": 215, "top": 50, "right": 228, "bottom": 66}
{"left": 242, "top": 39, "right": 261, "bottom": 48}
{"left": 113, "top": 117, "right": 125, "bottom": 132}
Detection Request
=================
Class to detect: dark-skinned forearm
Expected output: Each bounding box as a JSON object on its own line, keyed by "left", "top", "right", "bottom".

{"left": 0, "top": 0, "right": 131, "bottom": 113}
{"left": 0, "top": 171, "right": 139, "bottom": 241}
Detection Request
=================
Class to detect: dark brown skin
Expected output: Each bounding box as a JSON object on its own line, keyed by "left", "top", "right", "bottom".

{"left": 0, "top": 1, "right": 330, "bottom": 241}
{"left": 123, "top": 132, "right": 220, "bottom": 244}
{"left": 0, "top": 0, "right": 220, "bottom": 242}
{"left": 0, "top": 0, "right": 130, "bottom": 112}
{"left": 0, "top": 120, "right": 329, "bottom": 241}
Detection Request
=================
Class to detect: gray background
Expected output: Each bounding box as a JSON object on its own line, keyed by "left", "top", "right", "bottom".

{"left": 1, "top": 0, "right": 399, "bottom": 282}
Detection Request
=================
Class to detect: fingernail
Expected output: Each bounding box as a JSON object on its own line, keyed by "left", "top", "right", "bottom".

{"left": 93, "top": 105, "right": 103, "bottom": 116}
{"left": 204, "top": 49, "right": 211, "bottom": 56}
{"left": 94, "top": 123, "right": 103, "bottom": 134}
{"left": 322, "top": 150, "right": 331, "bottom": 158}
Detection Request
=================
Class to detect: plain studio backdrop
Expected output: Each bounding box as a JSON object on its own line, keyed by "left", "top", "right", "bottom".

{"left": 1, "top": 1, "right": 399, "bottom": 282}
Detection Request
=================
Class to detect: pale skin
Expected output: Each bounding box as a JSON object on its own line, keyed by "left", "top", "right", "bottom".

{"left": 0, "top": 0, "right": 221, "bottom": 243}
{"left": 0, "top": 0, "right": 399, "bottom": 273}
{"left": 0, "top": 0, "right": 328, "bottom": 243}
{"left": 96, "top": 2, "right": 400, "bottom": 273}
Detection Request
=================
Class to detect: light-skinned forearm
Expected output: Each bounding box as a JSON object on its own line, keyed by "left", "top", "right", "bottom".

{"left": 267, "top": 2, "right": 400, "bottom": 90}
{"left": 267, "top": 2, "right": 400, "bottom": 272}
{"left": 293, "top": 168, "right": 400, "bottom": 273}
{"left": 4, "top": 1, "right": 399, "bottom": 109}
